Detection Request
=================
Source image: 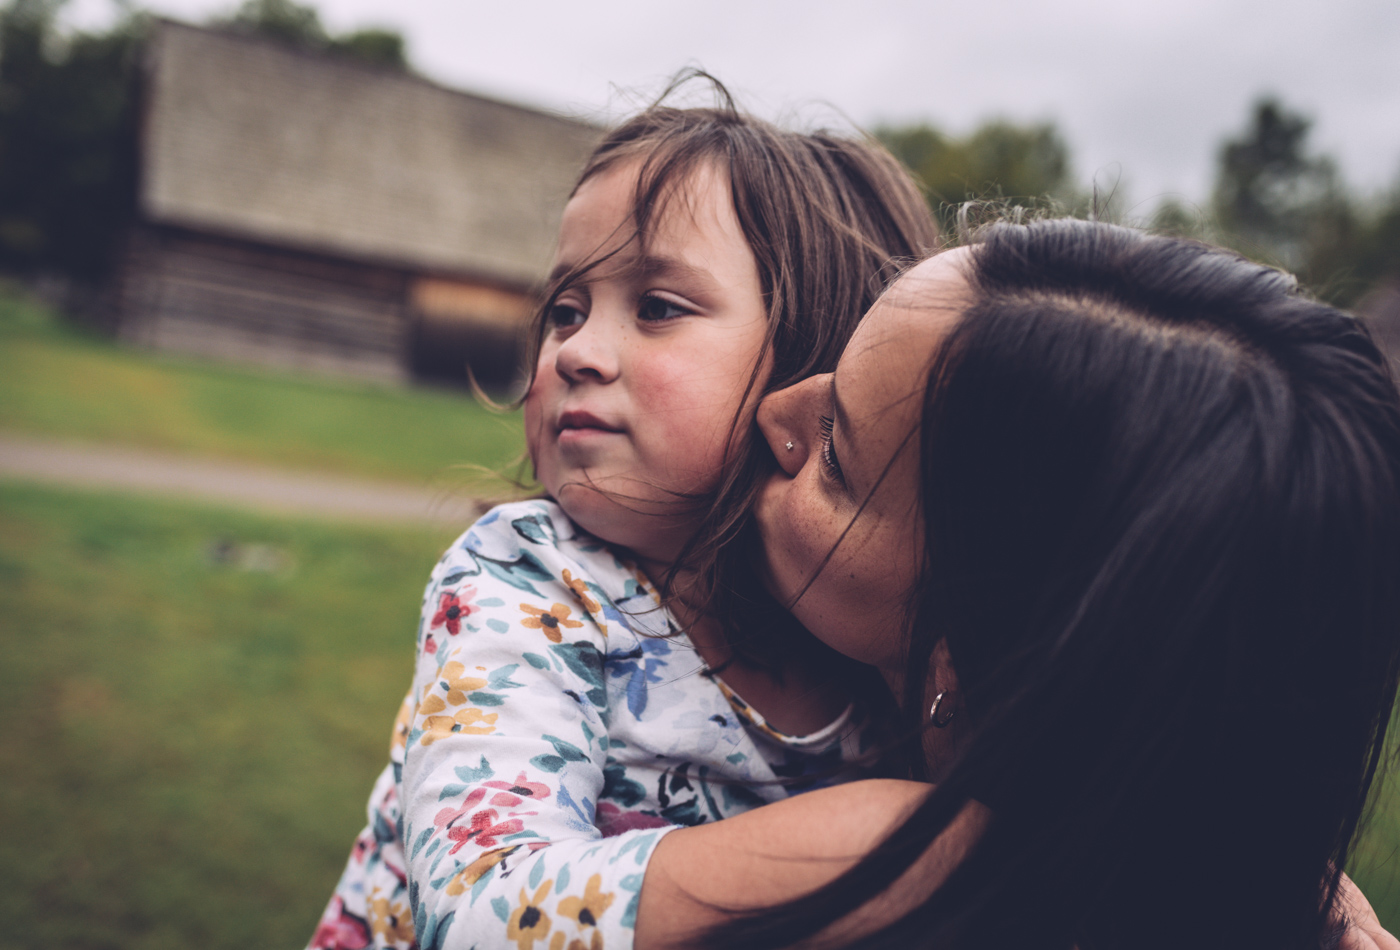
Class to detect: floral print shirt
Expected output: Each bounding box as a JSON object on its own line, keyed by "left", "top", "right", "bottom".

{"left": 311, "top": 500, "right": 874, "bottom": 950}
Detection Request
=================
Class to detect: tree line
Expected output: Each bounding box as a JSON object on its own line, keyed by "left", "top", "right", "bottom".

{"left": 877, "top": 104, "right": 1400, "bottom": 309}
{"left": 1, "top": 0, "right": 1397, "bottom": 310}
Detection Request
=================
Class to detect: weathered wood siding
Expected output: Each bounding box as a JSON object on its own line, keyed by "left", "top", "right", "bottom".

{"left": 115, "top": 21, "right": 597, "bottom": 385}
{"left": 141, "top": 22, "right": 597, "bottom": 286}
{"left": 116, "top": 226, "right": 411, "bottom": 382}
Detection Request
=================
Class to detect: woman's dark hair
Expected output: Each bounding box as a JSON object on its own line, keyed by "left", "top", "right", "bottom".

{"left": 525, "top": 74, "right": 939, "bottom": 669}
{"left": 707, "top": 219, "right": 1400, "bottom": 948}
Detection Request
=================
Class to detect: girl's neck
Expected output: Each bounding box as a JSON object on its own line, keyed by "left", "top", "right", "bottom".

{"left": 642, "top": 560, "right": 857, "bottom": 737}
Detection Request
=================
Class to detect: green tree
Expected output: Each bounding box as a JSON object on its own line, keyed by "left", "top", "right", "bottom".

{"left": 1211, "top": 97, "right": 1350, "bottom": 274}
{"left": 0, "top": 0, "right": 145, "bottom": 279}
{"left": 214, "top": 0, "right": 408, "bottom": 70}
{"left": 878, "top": 120, "right": 1079, "bottom": 231}
{"left": 329, "top": 28, "right": 406, "bottom": 69}
{"left": 1208, "top": 97, "right": 1400, "bottom": 305}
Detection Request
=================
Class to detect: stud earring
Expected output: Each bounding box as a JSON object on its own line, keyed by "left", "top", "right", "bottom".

{"left": 784, "top": 441, "right": 794, "bottom": 451}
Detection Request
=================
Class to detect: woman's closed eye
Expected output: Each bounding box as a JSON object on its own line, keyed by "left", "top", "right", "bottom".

{"left": 638, "top": 293, "right": 694, "bottom": 323}
{"left": 818, "top": 414, "right": 845, "bottom": 485}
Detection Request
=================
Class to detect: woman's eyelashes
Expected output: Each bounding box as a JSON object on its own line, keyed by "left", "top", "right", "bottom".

{"left": 817, "top": 414, "right": 845, "bottom": 484}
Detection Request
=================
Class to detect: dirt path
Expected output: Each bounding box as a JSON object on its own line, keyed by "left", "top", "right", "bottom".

{"left": 0, "top": 432, "right": 483, "bottom": 525}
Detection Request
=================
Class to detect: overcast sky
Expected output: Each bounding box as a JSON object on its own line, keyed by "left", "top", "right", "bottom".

{"left": 66, "top": 0, "right": 1400, "bottom": 213}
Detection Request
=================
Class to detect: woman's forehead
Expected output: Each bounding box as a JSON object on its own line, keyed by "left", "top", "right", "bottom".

{"left": 841, "top": 249, "right": 972, "bottom": 381}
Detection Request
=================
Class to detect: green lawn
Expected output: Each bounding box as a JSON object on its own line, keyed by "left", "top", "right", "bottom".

{"left": 0, "top": 481, "right": 460, "bottom": 949}
{"left": 1351, "top": 732, "right": 1400, "bottom": 933}
{"left": 1, "top": 480, "right": 1397, "bottom": 949}
{"left": 0, "top": 285, "right": 525, "bottom": 484}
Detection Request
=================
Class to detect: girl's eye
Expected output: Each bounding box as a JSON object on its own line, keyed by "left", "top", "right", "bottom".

{"left": 818, "top": 415, "right": 845, "bottom": 484}
{"left": 547, "top": 303, "right": 586, "bottom": 330}
{"left": 638, "top": 295, "right": 691, "bottom": 323}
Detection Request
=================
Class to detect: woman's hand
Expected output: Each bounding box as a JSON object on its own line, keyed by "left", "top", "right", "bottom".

{"left": 1336, "top": 873, "right": 1400, "bottom": 950}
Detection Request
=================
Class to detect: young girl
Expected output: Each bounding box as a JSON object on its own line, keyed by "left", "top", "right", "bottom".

{"left": 310, "top": 88, "right": 939, "bottom": 950}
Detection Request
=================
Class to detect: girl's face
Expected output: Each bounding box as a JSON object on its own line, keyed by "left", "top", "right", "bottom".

{"left": 753, "top": 251, "right": 972, "bottom": 679}
{"left": 525, "top": 159, "right": 771, "bottom": 565}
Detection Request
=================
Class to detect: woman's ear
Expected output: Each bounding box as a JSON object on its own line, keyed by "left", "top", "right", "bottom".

{"left": 923, "top": 638, "right": 967, "bottom": 781}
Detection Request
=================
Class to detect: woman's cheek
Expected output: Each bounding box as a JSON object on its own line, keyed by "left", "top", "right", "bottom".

{"left": 758, "top": 476, "right": 832, "bottom": 608}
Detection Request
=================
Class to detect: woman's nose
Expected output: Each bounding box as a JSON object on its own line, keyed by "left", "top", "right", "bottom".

{"left": 757, "top": 373, "right": 830, "bottom": 477}
{"left": 554, "top": 318, "right": 620, "bottom": 384}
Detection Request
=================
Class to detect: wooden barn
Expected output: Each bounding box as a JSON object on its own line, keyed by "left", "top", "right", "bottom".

{"left": 111, "top": 21, "right": 600, "bottom": 388}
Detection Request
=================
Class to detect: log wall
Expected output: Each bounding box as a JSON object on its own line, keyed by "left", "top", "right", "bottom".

{"left": 115, "top": 226, "right": 411, "bottom": 382}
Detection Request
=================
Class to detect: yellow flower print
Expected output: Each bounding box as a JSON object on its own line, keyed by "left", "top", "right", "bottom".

{"left": 420, "top": 707, "right": 498, "bottom": 745}
{"left": 506, "top": 880, "right": 554, "bottom": 950}
{"left": 443, "top": 661, "right": 488, "bottom": 704}
{"left": 549, "top": 932, "right": 604, "bottom": 950}
{"left": 557, "top": 874, "right": 615, "bottom": 930}
{"left": 520, "top": 603, "right": 584, "bottom": 643}
{"left": 389, "top": 691, "right": 416, "bottom": 755}
{"left": 367, "top": 889, "right": 415, "bottom": 947}
{"left": 444, "top": 846, "right": 518, "bottom": 896}
{"left": 561, "top": 569, "right": 601, "bottom": 615}
{"left": 418, "top": 661, "right": 489, "bottom": 715}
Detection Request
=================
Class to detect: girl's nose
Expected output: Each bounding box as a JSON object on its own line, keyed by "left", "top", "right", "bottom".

{"left": 554, "top": 317, "right": 620, "bottom": 384}
{"left": 756, "top": 373, "right": 830, "bottom": 477}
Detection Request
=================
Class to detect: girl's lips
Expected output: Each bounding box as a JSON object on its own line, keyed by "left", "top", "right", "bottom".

{"left": 557, "top": 410, "right": 622, "bottom": 433}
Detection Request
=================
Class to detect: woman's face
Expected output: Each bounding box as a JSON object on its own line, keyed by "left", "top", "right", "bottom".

{"left": 754, "top": 250, "right": 973, "bottom": 679}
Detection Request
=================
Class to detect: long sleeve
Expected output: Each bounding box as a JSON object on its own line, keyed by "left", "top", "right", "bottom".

{"left": 400, "top": 503, "right": 677, "bottom": 950}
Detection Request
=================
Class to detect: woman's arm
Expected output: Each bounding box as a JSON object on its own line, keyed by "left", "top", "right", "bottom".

{"left": 634, "top": 779, "right": 988, "bottom": 949}
{"left": 635, "top": 783, "right": 1399, "bottom": 950}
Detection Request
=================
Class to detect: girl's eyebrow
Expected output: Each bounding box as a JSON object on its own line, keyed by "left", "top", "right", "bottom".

{"left": 547, "top": 254, "right": 715, "bottom": 290}
{"left": 635, "top": 254, "right": 716, "bottom": 289}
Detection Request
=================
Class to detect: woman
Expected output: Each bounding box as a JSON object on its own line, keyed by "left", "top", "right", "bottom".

{"left": 632, "top": 220, "right": 1400, "bottom": 949}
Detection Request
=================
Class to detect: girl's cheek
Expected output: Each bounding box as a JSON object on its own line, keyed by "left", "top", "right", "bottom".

{"left": 522, "top": 391, "right": 546, "bottom": 467}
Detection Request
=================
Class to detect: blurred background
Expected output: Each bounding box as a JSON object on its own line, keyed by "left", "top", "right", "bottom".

{"left": 1, "top": 0, "right": 1397, "bottom": 945}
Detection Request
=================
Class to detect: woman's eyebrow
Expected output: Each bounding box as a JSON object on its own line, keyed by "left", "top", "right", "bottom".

{"left": 831, "top": 375, "right": 854, "bottom": 442}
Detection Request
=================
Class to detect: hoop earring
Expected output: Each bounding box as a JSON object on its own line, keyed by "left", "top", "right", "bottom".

{"left": 929, "top": 690, "right": 956, "bottom": 728}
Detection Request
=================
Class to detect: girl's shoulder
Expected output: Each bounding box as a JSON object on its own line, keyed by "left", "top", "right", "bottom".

{"left": 425, "top": 499, "right": 664, "bottom": 640}
{"left": 433, "top": 499, "right": 612, "bottom": 579}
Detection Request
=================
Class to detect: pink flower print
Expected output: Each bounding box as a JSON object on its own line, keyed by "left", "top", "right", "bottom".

{"left": 309, "top": 896, "right": 372, "bottom": 949}
{"left": 483, "top": 771, "right": 551, "bottom": 807}
{"left": 424, "top": 635, "right": 437, "bottom": 655}
{"left": 434, "top": 787, "right": 487, "bottom": 831}
{"left": 447, "top": 809, "right": 524, "bottom": 852}
{"left": 595, "top": 801, "right": 673, "bottom": 837}
{"left": 431, "top": 586, "right": 478, "bottom": 635}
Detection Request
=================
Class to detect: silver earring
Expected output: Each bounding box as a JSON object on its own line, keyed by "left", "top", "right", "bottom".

{"left": 784, "top": 441, "right": 794, "bottom": 451}
{"left": 929, "top": 690, "right": 956, "bottom": 728}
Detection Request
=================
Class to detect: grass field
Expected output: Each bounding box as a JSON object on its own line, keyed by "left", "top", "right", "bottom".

{"left": 0, "top": 285, "right": 525, "bottom": 484}
{"left": 0, "top": 481, "right": 460, "bottom": 949}
{"left": 1, "top": 480, "right": 1397, "bottom": 948}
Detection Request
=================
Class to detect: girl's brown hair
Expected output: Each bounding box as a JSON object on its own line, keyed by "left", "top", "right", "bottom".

{"left": 524, "top": 74, "right": 939, "bottom": 668}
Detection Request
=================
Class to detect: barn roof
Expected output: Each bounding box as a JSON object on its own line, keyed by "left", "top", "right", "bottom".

{"left": 140, "top": 21, "right": 601, "bottom": 286}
